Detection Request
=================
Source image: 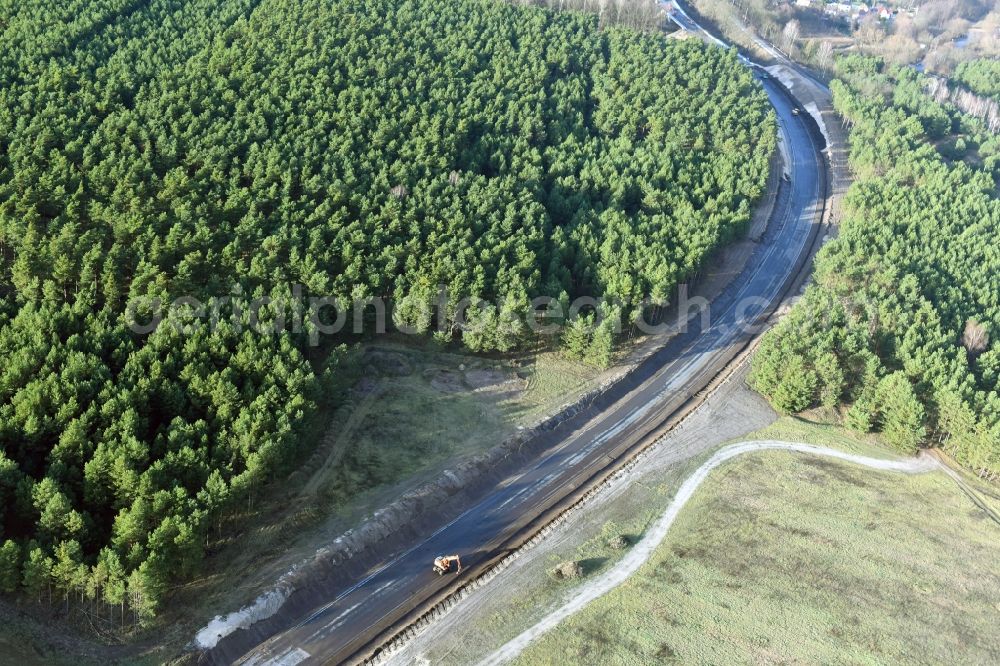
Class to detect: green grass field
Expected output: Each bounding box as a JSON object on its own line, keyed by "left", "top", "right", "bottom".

{"left": 513, "top": 419, "right": 1000, "bottom": 665}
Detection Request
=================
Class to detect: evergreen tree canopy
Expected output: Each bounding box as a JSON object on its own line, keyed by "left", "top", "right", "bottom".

{"left": 0, "top": 0, "right": 773, "bottom": 619}
{"left": 751, "top": 56, "right": 1000, "bottom": 478}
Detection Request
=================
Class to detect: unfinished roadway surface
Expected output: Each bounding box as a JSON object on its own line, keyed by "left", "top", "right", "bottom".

{"left": 204, "top": 28, "right": 832, "bottom": 666}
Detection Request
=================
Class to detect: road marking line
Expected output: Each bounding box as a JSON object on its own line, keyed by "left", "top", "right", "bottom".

{"left": 260, "top": 647, "right": 310, "bottom": 666}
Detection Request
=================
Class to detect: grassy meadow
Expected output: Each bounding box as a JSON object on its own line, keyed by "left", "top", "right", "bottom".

{"left": 513, "top": 419, "right": 1000, "bottom": 665}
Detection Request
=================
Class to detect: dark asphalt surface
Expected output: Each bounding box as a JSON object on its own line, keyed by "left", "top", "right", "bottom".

{"left": 225, "top": 30, "right": 827, "bottom": 666}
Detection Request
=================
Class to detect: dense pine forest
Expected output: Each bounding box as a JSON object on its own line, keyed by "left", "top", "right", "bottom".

{"left": 751, "top": 56, "right": 1000, "bottom": 479}
{"left": 954, "top": 58, "right": 1000, "bottom": 101}
{"left": 0, "top": 0, "right": 774, "bottom": 622}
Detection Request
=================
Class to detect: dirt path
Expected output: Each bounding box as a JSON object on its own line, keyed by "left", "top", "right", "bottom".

{"left": 300, "top": 383, "right": 384, "bottom": 498}
{"left": 478, "top": 441, "right": 939, "bottom": 666}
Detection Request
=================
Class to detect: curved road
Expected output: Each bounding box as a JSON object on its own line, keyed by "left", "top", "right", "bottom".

{"left": 218, "top": 28, "right": 828, "bottom": 666}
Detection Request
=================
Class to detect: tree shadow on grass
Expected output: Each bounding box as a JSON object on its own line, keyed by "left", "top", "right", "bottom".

{"left": 578, "top": 556, "right": 609, "bottom": 575}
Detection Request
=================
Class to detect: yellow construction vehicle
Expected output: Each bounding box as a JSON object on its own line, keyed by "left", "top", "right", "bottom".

{"left": 432, "top": 555, "right": 462, "bottom": 575}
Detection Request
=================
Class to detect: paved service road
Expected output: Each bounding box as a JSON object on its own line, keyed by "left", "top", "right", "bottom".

{"left": 220, "top": 26, "right": 828, "bottom": 666}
